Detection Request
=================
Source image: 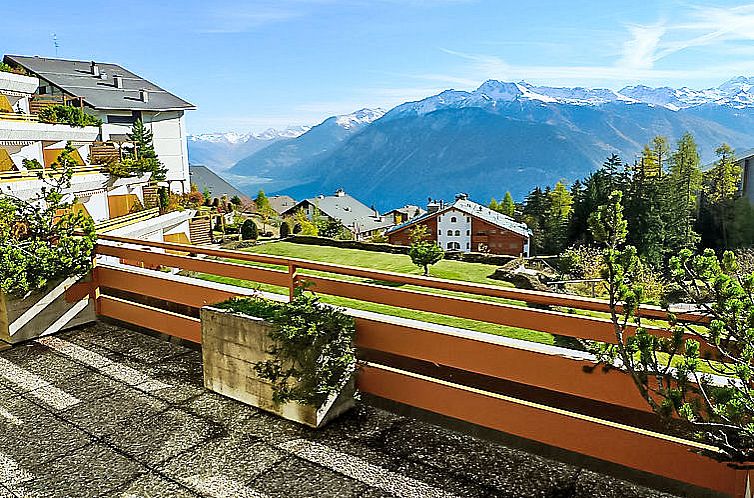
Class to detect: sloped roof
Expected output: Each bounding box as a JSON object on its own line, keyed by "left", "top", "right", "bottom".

{"left": 387, "top": 197, "right": 531, "bottom": 238}
{"left": 283, "top": 190, "right": 393, "bottom": 233}
{"left": 268, "top": 195, "right": 296, "bottom": 214}
{"left": 384, "top": 205, "right": 426, "bottom": 218}
{"left": 189, "top": 165, "right": 247, "bottom": 200}
{"left": 4, "top": 55, "right": 195, "bottom": 111}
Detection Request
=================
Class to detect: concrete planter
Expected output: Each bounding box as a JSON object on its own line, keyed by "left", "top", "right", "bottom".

{"left": 0, "top": 274, "right": 95, "bottom": 345}
{"left": 200, "top": 306, "right": 355, "bottom": 428}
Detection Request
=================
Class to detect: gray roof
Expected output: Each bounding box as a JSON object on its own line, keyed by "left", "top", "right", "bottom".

{"left": 387, "top": 197, "right": 531, "bottom": 238}
{"left": 268, "top": 195, "right": 296, "bottom": 214}
{"left": 189, "top": 165, "right": 247, "bottom": 200}
{"left": 283, "top": 190, "right": 394, "bottom": 234}
{"left": 4, "top": 55, "right": 195, "bottom": 111}
{"left": 384, "top": 205, "right": 426, "bottom": 218}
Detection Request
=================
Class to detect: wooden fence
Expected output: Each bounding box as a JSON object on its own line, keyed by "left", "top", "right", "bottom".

{"left": 86, "top": 234, "right": 750, "bottom": 498}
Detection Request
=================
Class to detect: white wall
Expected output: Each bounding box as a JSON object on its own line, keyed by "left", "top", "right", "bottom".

{"left": 99, "top": 110, "right": 189, "bottom": 193}
{"left": 437, "top": 208, "right": 471, "bottom": 251}
{"left": 79, "top": 191, "right": 110, "bottom": 222}
{"left": 10, "top": 142, "right": 43, "bottom": 169}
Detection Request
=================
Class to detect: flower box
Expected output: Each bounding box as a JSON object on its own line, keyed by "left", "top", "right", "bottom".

{"left": 200, "top": 304, "right": 355, "bottom": 428}
{"left": 0, "top": 274, "right": 95, "bottom": 345}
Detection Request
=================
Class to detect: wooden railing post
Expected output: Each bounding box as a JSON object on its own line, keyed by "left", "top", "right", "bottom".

{"left": 288, "top": 263, "right": 297, "bottom": 302}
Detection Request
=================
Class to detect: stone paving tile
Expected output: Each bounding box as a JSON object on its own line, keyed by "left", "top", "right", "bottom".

{"left": 158, "top": 433, "right": 285, "bottom": 493}
{"left": 250, "top": 456, "right": 382, "bottom": 498}
{"left": 58, "top": 386, "right": 168, "bottom": 437}
{"left": 0, "top": 395, "right": 92, "bottom": 468}
{"left": 103, "top": 407, "right": 224, "bottom": 466}
{"left": 180, "top": 391, "right": 261, "bottom": 430}
{"left": 103, "top": 472, "right": 200, "bottom": 498}
{"left": 61, "top": 324, "right": 190, "bottom": 365}
{"left": 21, "top": 443, "right": 146, "bottom": 498}
{"left": 379, "top": 418, "right": 581, "bottom": 497}
{"left": 573, "top": 470, "right": 680, "bottom": 498}
{"left": 48, "top": 370, "right": 132, "bottom": 410}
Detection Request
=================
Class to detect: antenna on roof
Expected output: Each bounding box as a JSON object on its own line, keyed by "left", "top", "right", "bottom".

{"left": 52, "top": 33, "right": 59, "bottom": 57}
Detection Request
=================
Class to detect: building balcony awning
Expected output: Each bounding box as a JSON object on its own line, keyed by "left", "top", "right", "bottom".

{"left": 0, "top": 120, "right": 99, "bottom": 143}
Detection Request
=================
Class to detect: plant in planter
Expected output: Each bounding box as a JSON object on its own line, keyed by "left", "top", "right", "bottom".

{"left": 201, "top": 288, "right": 357, "bottom": 427}
{"left": 0, "top": 142, "right": 97, "bottom": 343}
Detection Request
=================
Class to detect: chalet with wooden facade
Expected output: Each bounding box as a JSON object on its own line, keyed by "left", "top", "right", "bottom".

{"left": 387, "top": 194, "right": 532, "bottom": 256}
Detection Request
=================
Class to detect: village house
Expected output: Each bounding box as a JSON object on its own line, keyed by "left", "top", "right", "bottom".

{"left": 0, "top": 55, "right": 198, "bottom": 244}
{"left": 282, "top": 188, "right": 394, "bottom": 240}
{"left": 383, "top": 204, "right": 426, "bottom": 224}
{"left": 267, "top": 194, "right": 296, "bottom": 215}
{"left": 387, "top": 193, "right": 532, "bottom": 256}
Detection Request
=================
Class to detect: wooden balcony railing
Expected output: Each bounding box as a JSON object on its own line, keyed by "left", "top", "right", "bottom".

{"left": 0, "top": 111, "right": 38, "bottom": 122}
{"left": 0, "top": 165, "right": 107, "bottom": 182}
{"left": 84, "top": 234, "right": 747, "bottom": 498}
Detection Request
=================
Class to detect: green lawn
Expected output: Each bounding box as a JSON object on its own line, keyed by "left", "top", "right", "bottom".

{"left": 187, "top": 241, "right": 553, "bottom": 345}
{"left": 244, "top": 241, "right": 510, "bottom": 286}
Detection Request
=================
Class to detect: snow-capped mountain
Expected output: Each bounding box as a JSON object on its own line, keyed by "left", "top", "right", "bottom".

{"left": 223, "top": 78, "right": 754, "bottom": 209}
{"left": 335, "top": 108, "right": 385, "bottom": 129}
{"left": 229, "top": 109, "right": 384, "bottom": 190}
{"left": 187, "top": 127, "right": 308, "bottom": 171}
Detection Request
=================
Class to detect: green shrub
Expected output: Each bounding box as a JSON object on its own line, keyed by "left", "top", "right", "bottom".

{"left": 37, "top": 105, "right": 102, "bottom": 127}
{"left": 216, "top": 290, "right": 356, "bottom": 406}
{"left": 241, "top": 219, "right": 258, "bottom": 240}
{"left": 0, "top": 143, "right": 96, "bottom": 296}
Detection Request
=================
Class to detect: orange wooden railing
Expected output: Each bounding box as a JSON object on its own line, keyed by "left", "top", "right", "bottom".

{"left": 87, "top": 234, "right": 749, "bottom": 497}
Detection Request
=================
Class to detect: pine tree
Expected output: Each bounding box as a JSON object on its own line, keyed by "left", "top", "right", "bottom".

{"left": 541, "top": 181, "right": 572, "bottom": 254}
{"left": 702, "top": 143, "right": 741, "bottom": 248}
{"left": 488, "top": 198, "right": 499, "bottom": 212}
{"left": 667, "top": 133, "right": 702, "bottom": 251}
{"left": 127, "top": 120, "right": 167, "bottom": 181}
{"left": 500, "top": 192, "right": 515, "bottom": 217}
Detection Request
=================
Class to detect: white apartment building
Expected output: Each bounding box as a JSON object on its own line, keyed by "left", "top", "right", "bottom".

{"left": 0, "top": 56, "right": 198, "bottom": 242}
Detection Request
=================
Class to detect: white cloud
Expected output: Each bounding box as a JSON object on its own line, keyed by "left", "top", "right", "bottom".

{"left": 619, "top": 23, "right": 666, "bottom": 70}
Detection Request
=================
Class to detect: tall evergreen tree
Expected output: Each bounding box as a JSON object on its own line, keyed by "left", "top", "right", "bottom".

{"left": 541, "top": 181, "right": 572, "bottom": 254}
{"left": 127, "top": 120, "right": 167, "bottom": 181}
{"left": 702, "top": 143, "right": 741, "bottom": 248}
{"left": 666, "top": 133, "right": 702, "bottom": 251}
{"left": 500, "top": 192, "right": 515, "bottom": 217}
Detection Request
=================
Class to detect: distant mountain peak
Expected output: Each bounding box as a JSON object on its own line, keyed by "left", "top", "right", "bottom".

{"left": 334, "top": 108, "right": 386, "bottom": 129}
{"left": 189, "top": 126, "right": 309, "bottom": 144}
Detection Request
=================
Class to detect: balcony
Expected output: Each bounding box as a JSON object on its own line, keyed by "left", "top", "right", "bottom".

{"left": 0, "top": 70, "right": 38, "bottom": 95}
{"left": 0, "top": 118, "right": 99, "bottom": 143}
{"left": 0, "top": 165, "right": 107, "bottom": 183}
{"left": 0, "top": 235, "right": 747, "bottom": 497}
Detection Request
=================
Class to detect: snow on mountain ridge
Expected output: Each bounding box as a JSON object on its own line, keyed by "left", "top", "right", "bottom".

{"left": 334, "top": 108, "right": 386, "bottom": 129}
{"left": 189, "top": 127, "right": 309, "bottom": 144}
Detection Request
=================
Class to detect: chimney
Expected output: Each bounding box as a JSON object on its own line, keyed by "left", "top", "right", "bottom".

{"left": 455, "top": 192, "right": 469, "bottom": 201}
{"left": 90, "top": 61, "right": 99, "bottom": 77}
{"left": 139, "top": 89, "right": 149, "bottom": 103}
{"left": 113, "top": 75, "right": 123, "bottom": 88}
{"left": 335, "top": 188, "right": 345, "bottom": 197}
{"left": 427, "top": 199, "right": 443, "bottom": 213}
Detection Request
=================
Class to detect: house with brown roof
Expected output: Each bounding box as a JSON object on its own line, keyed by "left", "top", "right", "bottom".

{"left": 386, "top": 194, "right": 531, "bottom": 256}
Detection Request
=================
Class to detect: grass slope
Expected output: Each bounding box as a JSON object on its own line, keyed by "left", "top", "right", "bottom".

{"left": 196, "top": 241, "right": 555, "bottom": 345}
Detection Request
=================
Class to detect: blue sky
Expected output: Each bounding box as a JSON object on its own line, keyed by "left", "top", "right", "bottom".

{"left": 4, "top": 0, "right": 754, "bottom": 133}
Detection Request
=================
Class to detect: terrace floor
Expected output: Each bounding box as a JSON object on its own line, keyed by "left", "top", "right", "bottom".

{"left": 0, "top": 322, "right": 680, "bottom": 498}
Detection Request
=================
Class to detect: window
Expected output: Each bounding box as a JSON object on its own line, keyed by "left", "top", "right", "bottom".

{"left": 454, "top": 230, "right": 460, "bottom": 236}
{"left": 466, "top": 217, "right": 470, "bottom": 222}
{"left": 466, "top": 230, "right": 470, "bottom": 235}
{"left": 438, "top": 229, "right": 441, "bottom": 235}
{"left": 450, "top": 216, "right": 457, "bottom": 223}
{"left": 107, "top": 114, "right": 136, "bottom": 125}
{"left": 466, "top": 242, "right": 470, "bottom": 249}
{"left": 448, "top": 241, "right": 460, "bottom": 250}
{"left": 447, "top": 230, "right": 453, "bottom": 235}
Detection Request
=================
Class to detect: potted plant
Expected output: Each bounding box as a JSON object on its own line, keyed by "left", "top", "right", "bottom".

{"left": 0, "top": 143, "right": 97, "bottom": 344}
{"left": 200, "top": 288, "right": 357, "bottom": 428}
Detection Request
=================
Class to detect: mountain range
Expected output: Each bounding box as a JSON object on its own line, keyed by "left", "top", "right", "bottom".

{"left": 188, "top": 77, "right": 754, "bottom": 210}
